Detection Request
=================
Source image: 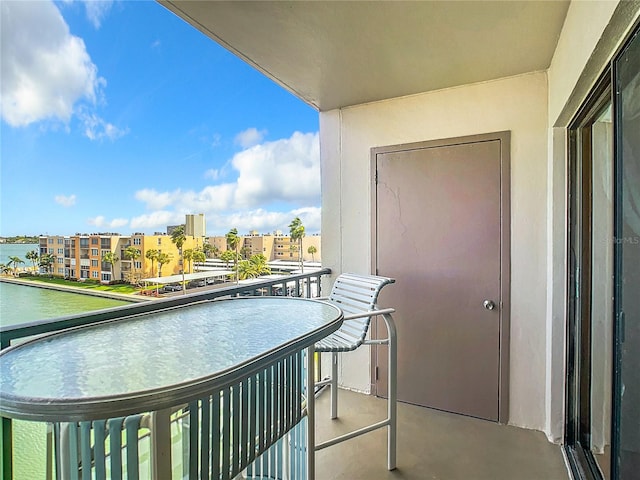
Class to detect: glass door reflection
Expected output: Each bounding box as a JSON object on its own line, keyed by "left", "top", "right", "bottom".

{"left": 590, "top": 104, "right": 613, "bottom": 480}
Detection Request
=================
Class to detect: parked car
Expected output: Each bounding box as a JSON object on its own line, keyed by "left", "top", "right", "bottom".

{"left": 162, "top": 284, "right": 182, "bottom": 292}
{"left": 188, "top": 280, "right": 206, "bottom": 289}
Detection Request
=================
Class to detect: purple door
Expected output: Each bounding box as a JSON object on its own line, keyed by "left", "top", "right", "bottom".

{"left": 373, "top": 133, "right": 510, "bottom": 422}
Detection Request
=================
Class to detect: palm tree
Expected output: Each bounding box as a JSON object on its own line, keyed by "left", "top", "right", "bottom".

{"left": 288, "top": 217, "right": 305, "bottom": 273}
{"left": 25, "top": 250, "right": 39, "bottom": 272}
{"left": 193, "top": 250, "right": 206, "bottom": 271}
{"left": 171, "top": 225, "right": 187, "bottom": 292}
{"left": 226, "top": 228, "right": 240, "bottom": 284}
{"left": 39, "top": 253, "right": 55, "bottom": 274}
{"left": 212, "top": 245, "right": 220, "bottom": 259}
{"left": 202, "top": 243, "right": 214, "bottom": 259}
{"left": 102, "top": 251, "right": 119, "bottom": 283}
{"left": 124, "top": 246, "right": 141, "bottom": 284}
{"left": 307, "top": 245, "right": 317, "bottom": 262}
{"left": 240, "top": 246, "right": 251, "bottom": 260}
{"left": 156, "top": 252, "right": 172, "bottom": 277}
{"left": 237, "top": 260, "right": 257, "bottom": 280}
{"left": 145, "top": 249, "right": 159, "bottom": 277}
{"left": 8, "top": 256, "right": 24, "bottom": 276}
{"left": 183, "top": 248, "right": 195, "bottom": 274}
{"left": 250, "top": 253, "right": 271, "bottom": 276}
{"left": 0, "top": 263, "right": 11, "bottom": 275}
{"left": 220, "top": 250, "right": 235, "bottom": 268}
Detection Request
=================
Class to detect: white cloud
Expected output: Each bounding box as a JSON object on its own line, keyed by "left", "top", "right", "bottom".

{"left": 55, "top": 194, "right": 76, "bottom": 207}
{"left": 0, "top": 1, "right": 101, "bottom": 126}
{"left": 79, "top": 110, "right": 128, "bottom": 141}
{"left": 130, "top": 132, "right": 321, "bottom": 233}
{"left": 134, "top": 189, "right": 178, "bottom": 210}
{"left": 83, "top": 0, "right": 114, "bottom": 29}
{"left": 88, "top": 215, "right": 105, "bottom": 226}
{"left": 110, "top": 218, "right": 128, "bottom": 228}
{"left": 130, "top": 211, "right": 184, "bottom": 230}
{"left": 213, "top": 207, "right": 321, "bottom": 234}
{"left": 234, "top": 127, "right": 267, "bottom": 148}
{"left": 232, "top": 132, "right": 320, "bottom": 207}
{"left": 0, "top": 1, "right": 125, "bottom": 141}
{"left": 87, "top": 216, "right": 128, "bottom": 228}
{"left": 204, "top": 169, "right": 221, "bottom": 180}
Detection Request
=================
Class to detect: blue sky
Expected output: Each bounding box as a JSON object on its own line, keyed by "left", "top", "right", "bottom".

{"left": 0, "top": 0, "right": 320, "bottom": 237}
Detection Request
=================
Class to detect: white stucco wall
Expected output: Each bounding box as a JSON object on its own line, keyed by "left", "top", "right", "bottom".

{"left": 548, "top": 0, "right": 620, "bottom": 124}
{"left": 320, "top": 72, "right": 549, "bottom": 431}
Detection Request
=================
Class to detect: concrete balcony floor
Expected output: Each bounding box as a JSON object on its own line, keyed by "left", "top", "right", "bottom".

{"left": 315, "top": 389, "right": 569, "bottom": 480}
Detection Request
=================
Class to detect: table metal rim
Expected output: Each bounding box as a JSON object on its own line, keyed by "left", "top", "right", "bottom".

{"left": 0, "top": 297, "right": 343, "bottom": 422}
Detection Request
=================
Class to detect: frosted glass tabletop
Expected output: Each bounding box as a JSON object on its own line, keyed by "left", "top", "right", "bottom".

{"left": 0, "top": 297, "right": 342, "bottom": 421}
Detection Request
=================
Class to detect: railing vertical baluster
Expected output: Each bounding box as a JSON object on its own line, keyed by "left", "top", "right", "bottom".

{"left": 93, "top": 420, "right": 107, "bottom": 480}
{"left": 108, "top": 417, "right": 124, "bottom": 480}
{"left": 248, "top": 375, "right": 257, "bottom": 465}
{"left": 221, "top": 387, "right": 231, "bottom": 479}
{"left": 306, "top": 347, "right": 315, "bottom": 480}
{"left": 257, "top": 370, "right": 265, "bottom": 454}
{"left": 124, "top": 416, "right": 142, "bottom": 480}
{"left": 265, "top": 366, "right": 272, "bottom": 447}
{"left": 232, "top": 384, "right": 241, "bottom": 476}
{"left": 241, "top": 378, "right": 249, "bottom": 470}
{"left": 150, "top": 408, "right": 172, "bottom": 480}
{"left": 200, "top": 397, "right": 210, "bottom": 480}
{"left": 67, "top": 423, "right": 79, "bottom": 480}
{"left": 279, "top": 357, "right": 286, "bottom": 439}
{"left": 79, "top": 421, "right": 92, "bottom": 480}
{"left": 211, "top": 390, "right": 221, "bottom": 480}
{"left": 189, "top": 401, "right": 199, "bottom": 479}
{"left": 1, "top": 417, "right": 12, "bottom": 480}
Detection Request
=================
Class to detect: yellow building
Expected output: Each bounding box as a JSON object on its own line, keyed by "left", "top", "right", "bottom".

{"left": 133, "top": 232, "right": 202, "bottom": 279}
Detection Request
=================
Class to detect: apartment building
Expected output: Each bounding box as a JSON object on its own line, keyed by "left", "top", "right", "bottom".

{"left": 132, "top": 232, "right": 202, "bottom": 279}
{"left": 185, "top": 213, "right": 206, "bottom": 238}
{"left": 39, "top": 232, "right": 203, "bottom": 283}
{"left": 206, "top": 231, "right": 321, "bottom": 263}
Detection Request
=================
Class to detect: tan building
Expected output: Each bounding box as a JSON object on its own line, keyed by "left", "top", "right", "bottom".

{"left": 185, "top": 213, "right": 206, "bottom": 237}
{"left": 206, "top": 232, "right": 321, "bottom": 263}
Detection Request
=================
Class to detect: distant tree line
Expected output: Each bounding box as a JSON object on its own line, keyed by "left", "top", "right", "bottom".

{"left": 0, "top": 235, "right": 39, "bottom": 244}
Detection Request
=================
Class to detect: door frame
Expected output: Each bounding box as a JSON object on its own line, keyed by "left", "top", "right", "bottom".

{"left": 564, "top": 71, "right": 612, "bottom": 480}
{"left": 370, "top": 131, "right": 511, "bottom": 423}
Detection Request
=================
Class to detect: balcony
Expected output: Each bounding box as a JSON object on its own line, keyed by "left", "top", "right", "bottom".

{"left": 316, "top": 389, "right": 567, "bottom": 479}
{"left": 0, "top": 269, "right": 567, "bottom": 479}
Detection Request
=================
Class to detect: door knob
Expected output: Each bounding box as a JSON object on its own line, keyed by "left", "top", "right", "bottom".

{"left": 483, "top": 300, "right": 496, "bottom": 311}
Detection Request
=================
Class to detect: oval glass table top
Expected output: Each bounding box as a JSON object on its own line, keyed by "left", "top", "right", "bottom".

{"left": 0, "top": 297, "right": 342, "bottom": 421}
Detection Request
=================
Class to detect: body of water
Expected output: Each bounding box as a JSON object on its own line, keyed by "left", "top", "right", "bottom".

{"left": 0, "top": 279, "right": 130, "bottom": 479}
{"left": 0, "top": 243, "right": 38, "bottom": 269}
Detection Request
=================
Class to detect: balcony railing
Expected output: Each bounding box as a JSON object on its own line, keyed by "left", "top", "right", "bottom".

{"left": 0, "top": 268, "right": 331, "bottom": 479}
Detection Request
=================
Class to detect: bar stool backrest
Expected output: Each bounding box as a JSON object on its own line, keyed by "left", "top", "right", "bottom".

{"left": 319, "top": 273, "right": 395, "bottom": 352}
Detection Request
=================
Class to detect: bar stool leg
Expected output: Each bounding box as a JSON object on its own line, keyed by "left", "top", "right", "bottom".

{"left": 330, "top": 352, "right": 339, "bottom": 420}
{"left": 386, "top": 313, "right": 397, "bottom": 471}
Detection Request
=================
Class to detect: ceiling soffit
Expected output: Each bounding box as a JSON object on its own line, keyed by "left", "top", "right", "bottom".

{"left": 161, "top": 1, "right": 570, "bottom": 111}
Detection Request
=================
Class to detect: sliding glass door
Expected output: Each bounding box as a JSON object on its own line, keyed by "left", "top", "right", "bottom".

{"left": 565, "top": 24, "right": 640, "bottom": 480}
{"left": 566, "top": 24, "right": 639, "bottom": 480}
{"left": 567, "top": 80, "right": 613, "bottom": 480}
{"left": 613, "top": 26, "right": 640, "bottom": 480}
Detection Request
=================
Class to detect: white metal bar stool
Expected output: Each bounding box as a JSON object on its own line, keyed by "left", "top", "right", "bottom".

{"left": 314, "top": 273, "right": 397, "bottom": 471}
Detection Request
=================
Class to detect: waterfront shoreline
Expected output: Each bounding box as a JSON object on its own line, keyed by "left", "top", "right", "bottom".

{"left": 0, "top": 277, "right": 150, "bottom": 303}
